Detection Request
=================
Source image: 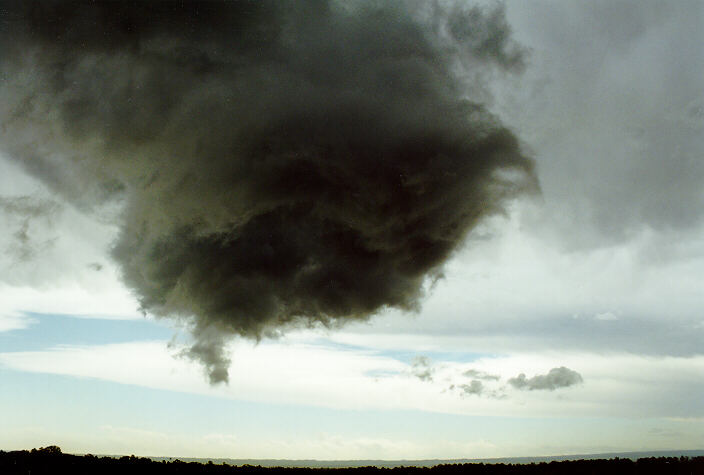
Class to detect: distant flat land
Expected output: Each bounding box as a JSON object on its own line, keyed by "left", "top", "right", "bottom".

{"left": 2, "top": 447, "right": 704, "bottom": 474}
{"left": 153, "top": 450, "right": 704, "bottom": 468}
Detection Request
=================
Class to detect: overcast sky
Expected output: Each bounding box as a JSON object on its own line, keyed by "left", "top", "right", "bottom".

{"left": 1, "top": 0, "right": 703, "bottom": 460}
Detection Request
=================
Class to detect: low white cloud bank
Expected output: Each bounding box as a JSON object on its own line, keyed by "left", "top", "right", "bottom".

{"left": 1, "top": 339, "right": 702, "bottom": 419}
{"left": 0, "top": 283, "right": 142, "bottom": 322}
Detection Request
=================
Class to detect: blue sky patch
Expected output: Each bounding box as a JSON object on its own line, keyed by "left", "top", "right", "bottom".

{"left": 0, "top": 313, "right": 174, "bottom": 352}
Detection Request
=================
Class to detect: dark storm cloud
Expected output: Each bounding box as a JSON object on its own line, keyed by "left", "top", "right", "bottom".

{"left": 508, "top": 366, "right": 583, "bottom": 391}
{"left": 0, "top": 1, "right": 535, "bottom": 382}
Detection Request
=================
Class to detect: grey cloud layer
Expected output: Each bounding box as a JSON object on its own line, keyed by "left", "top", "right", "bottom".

{"left": 0, "top": 1, "right": 535, "bottom": 382}
{"left": 501, "top": 1, "right": 704, "bottom": 249}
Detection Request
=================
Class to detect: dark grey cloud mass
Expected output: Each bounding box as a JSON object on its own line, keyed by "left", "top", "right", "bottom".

{"left": 0, "top": 1, "right": 535, "bottom": 382}
{"left": 508, "top": 366, "right": 583, "bottom": 391}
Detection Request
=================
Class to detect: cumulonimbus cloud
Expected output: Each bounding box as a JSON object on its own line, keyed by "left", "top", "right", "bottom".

{"left": 0, "top": 1, "right": 536, "bottom": 382}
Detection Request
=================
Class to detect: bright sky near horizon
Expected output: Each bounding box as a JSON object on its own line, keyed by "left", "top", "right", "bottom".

{"left": 1, "top": 0, "right": 703, "bottom": 460}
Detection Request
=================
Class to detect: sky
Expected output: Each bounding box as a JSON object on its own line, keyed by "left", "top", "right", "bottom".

{"left": 1, "top": 0, "right": 703, "bottom": 460}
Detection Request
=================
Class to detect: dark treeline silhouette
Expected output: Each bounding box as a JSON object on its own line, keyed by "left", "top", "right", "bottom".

{"left": 1, "top": 447, "right": 703, "bottom": 475}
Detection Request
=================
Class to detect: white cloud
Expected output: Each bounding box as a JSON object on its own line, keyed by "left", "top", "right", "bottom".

{"left": 594, "top": 312, "right": 619, "bottom": 321}
{"left": 0, "top": 311, "right": 35, "bottom": 333}
{"left": 1, "top": 339, "right": 702, "bottom": 419}
{"left": 0, "top": 283, "right": 142, "bottom": 321}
